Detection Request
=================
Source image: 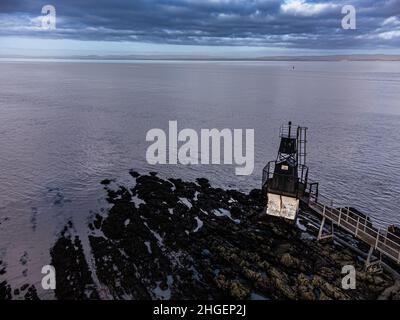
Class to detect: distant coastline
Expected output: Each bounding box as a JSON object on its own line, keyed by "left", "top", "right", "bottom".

{"left": 1, "top": 54, "right": 400, "bottom": 62}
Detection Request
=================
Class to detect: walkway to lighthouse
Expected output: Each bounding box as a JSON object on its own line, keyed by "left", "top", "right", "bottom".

{"left": 301, "top": 192, "right": 400, "bottom": 265}
{"left": 262, "top": 122, "right": 400, "bottom": 266}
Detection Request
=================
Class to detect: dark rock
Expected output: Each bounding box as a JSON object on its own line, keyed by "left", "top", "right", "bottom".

{"left": 24, "top": 285, "right": 39, "bottom": 300}
{"left": 196, "top": 178, "right": 211, "bottom": 189}
{"left": 388, "top": 225, "right": 400, "bottom": 245}
{"left": 129, "top": 170, "right": 140, "bottom": 178}
{"left": 50, "top": 222, "right": 99, "bottom": 300}
{"left": 100, "top": 179, "right": 112, "bottom": 185}
{"left": 48, "top": 172, "right": 399, "bottom": 300}
{"left": 388, "top": 225, "right": 400, "bottom": 236}
{"left": 0, "top": 281, "right": 11, "bottom": 300}
{"left": 20, "top": 283, "right": 29, "bottom": 291}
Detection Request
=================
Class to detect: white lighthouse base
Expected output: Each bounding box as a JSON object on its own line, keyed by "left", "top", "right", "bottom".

{"left": 266, "top": 193, "right": 299, "bottom": 220}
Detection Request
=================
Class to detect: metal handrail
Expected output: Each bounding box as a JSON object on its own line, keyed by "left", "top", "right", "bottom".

{"left": 262, "top": 162, "right": 309, "bottom": 187}
{"left": 308, "top": 196, "right": 400, "bottom": 263}
{"left": 280, "top": 124, "right": 298, "bottom": 139}
{"left": 262, "top": 164, "right": 400, "bottom": 263}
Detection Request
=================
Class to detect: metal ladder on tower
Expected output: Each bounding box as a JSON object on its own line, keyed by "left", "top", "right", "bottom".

{"left": 296, "top": 126, "right": 307, "bottom": 167}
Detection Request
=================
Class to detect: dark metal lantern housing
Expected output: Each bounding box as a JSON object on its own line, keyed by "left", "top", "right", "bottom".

{"left": 262, "top": 122, "right": 309, "bottom": 220}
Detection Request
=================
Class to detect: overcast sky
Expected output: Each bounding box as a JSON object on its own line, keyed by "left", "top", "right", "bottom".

{"left": 0, "top": 0, "right": 399, "bottom": 57}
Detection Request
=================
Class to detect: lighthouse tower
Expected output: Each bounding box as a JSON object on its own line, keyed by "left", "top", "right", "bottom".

{"left": 262, "top": 122, "right": 308, "bottom": 220}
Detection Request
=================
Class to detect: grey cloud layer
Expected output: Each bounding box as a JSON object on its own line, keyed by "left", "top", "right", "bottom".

{"left": 0, "top": 0, "right": 399, "bottom": 49}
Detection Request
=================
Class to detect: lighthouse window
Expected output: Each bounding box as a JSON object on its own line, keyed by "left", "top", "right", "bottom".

{"left": 281, "top": 165, "right": 289, "bottom": 171}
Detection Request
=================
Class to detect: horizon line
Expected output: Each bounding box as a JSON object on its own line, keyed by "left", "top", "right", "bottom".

{"left": 1, "top": 53, "right": 400, "bottom": 62}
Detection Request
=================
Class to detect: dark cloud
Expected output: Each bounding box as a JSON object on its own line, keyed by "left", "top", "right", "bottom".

{"left": 0, "top": 0, "right": 399, "bottom": 50}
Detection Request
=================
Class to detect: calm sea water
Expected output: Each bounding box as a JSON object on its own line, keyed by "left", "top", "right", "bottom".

{"left": 0, "top": 60, "right": 400, "bottom": 297}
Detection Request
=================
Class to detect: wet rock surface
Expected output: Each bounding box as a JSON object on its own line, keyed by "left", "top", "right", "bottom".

{"left": 27, "top": 172, "right": 400, "bottom": 299}
{"left": 0, "top": 260, "right": 11, "bottom": 300}
{"left": 50, "top": 222, "right": 99, "bottom": 300}
{"left": 0, "top": 260, "right": 39, "bottom": 300}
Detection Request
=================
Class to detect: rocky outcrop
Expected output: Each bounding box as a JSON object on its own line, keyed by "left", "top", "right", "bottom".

{"left": 50, "top": 222, "right": 99, "bottom": 300}
{"left": 378, "top": 281, "right": 400, "bottom": 300}
{"left": 0, "top": 260, "right": 11, "bottom": 300}
{"left": 49, "top": 172, "right": 400, "bottom": 300}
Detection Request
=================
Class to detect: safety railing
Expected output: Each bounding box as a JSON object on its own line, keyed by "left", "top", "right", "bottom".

{"left": 262, "top": 162, "right": 308, "bottom": 189}
{"left": 306, "top": 193, "right": 400, "bottom": 264}
{"left": 280, "top": 124, "right": 298, "bottom": 139}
